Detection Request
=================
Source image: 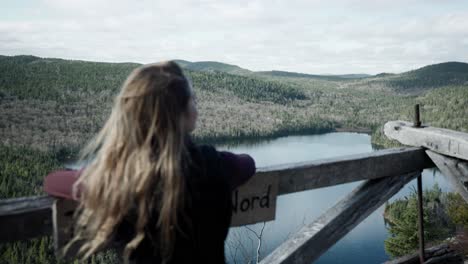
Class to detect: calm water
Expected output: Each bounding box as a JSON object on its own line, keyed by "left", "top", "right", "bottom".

{"left": 217, "top": 133, "right": 453, "bottom": 264}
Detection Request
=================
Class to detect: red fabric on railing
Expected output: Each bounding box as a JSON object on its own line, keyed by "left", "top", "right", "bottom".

{"left": 43, "top": 151, "right": 255, "bottom": 201}
{"left": 43, "top": 169, "right": 82, "bottom": 200}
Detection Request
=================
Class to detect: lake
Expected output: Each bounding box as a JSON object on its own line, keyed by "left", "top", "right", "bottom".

{"left": 217, "top": 132, "right": 453, "bottom": 264}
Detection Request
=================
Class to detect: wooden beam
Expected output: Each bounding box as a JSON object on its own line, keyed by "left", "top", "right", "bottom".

{"left": 0, "top": 148, "right": 433, "bottom": 244}
{"left": 426, "top": 150, "right": 468, "bottom": 202}
{"left": 257, "top": 147, "right": 432, "bottom": 195}
{"left": 384, "top": 121, "right": 468, "bottom": 161}
{"left": 260, "top": 172, "right": 420, "bottom": 264}
{"left": 384, "top": 243, "right": 462, "bottom": 264}
{"left": 53, "top": 199, "right": 79, "bottom": 257}
{"left": 0, "top": 195, "right": 54, "bottom": 242}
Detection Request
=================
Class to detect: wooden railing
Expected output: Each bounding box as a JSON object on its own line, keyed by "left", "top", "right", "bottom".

{"left": 1, "top": 120, "right": 467, "bottom": 264}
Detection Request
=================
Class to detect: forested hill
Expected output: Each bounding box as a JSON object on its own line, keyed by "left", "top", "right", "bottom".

{"left": 1, "top": 54, "right": 467, "bottom": 264}
{"left": 393, "top": 61, "right": 468, "bottom": 89}
{"left": 348, "top": 61, "right": 468, "bottom": 94}
{"left": 0, "top": 55, "right": 139, "bottom": 100}
{"left": 174, "top": 58, "right": 468, "bottom": 93}
{"left": 256, "top": 70, "right": 369, "bottom": 81}
{"left": 0, "top": 55, "right": 306, "bottom": 103}
{"left": 173, "top": 59, "right": 371, "bottom": 80}
{"left": 1, "top": 54, "right": 467, "bottom": 152}
{"left": 1, "top": 54, "right": 319, "bottom": 151}
{"left": 174, "top": 60, "right": 252, "bottom": 75}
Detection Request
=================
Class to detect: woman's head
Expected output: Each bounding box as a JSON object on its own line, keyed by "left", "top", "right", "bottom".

{"left": 70, "top": 61, "right": 195, "bottom": 262}
{"left": 119, "top": 61, "right": 197, "bottom": 141}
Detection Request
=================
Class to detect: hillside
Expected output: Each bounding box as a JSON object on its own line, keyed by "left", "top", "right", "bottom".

{"left": 1, "top": 55, "right": 328, "bottom": 151}
{"left": 390, "top": 61, "right": 468, "bottom": 89}
{"left": 174, "top": 59, "right": 370, "bottom": 81}
{"left": 0, "top": 55, "right": 306, "bottom": 103}
{"left": 174, "top": 60, "right": 252, "bottom": 75}
{"left": 1, "top": 56, "right": 468, "bottom": 264}
{"left": 0, "top": 54, "right": 467, "bottom": 152}
{"left": 348, "top": 61, "right": 468, "bottom": 94}
{"left": 256, "top": 70, "right": 369, "bottom": 81}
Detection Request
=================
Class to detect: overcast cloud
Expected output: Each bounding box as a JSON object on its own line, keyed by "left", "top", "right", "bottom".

{"left": 1, "top": 0, "right": 468, "bottom": 74}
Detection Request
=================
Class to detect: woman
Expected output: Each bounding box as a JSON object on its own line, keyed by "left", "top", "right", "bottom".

{"left": 43, "top": 61, "right": 256, "bottom": 263}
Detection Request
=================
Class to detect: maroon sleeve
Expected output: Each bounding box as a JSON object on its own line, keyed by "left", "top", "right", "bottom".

{"left": 43, "top": 169, "right": 83, "bottom": 200}
{"left": 219, "top": 151, "right": 256, "bottom": 191}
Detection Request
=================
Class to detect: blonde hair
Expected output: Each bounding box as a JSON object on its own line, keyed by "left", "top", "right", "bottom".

{"left": 69, "top": 61, "right": 192, "bottom": 262}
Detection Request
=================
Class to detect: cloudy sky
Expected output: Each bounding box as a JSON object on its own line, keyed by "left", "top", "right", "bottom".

{"left": 1, "top": 0, "right": 468, "bottom": 74}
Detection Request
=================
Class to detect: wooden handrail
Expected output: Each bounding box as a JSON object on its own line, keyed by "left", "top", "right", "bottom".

{"left": 384, "top": 120, "right": 468, "bottom": 161}
{"left": 0, "top": 121, "right": 467, "bottom": 264}
{"left": 0, "top": 147, "right": 434, "bottom": 244}
{"left": 258, "top": 147, "right": 433, "bottom": 194}
{"left": 0, "top": 196, "right": 54, "bottom": 243}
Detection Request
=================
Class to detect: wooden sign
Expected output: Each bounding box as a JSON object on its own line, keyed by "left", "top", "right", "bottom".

{"left": 230, "top": 172, "right": 279, "bottom": 227}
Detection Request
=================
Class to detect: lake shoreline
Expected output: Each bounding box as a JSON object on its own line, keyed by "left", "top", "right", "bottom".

{"left": 196, "top": 126, "right": 374, "bottom": 146}
{"left": 333, "top": 127, "right": 372, "bottom": 134}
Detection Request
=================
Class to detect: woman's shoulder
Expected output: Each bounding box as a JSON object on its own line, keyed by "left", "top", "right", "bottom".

{"left": 188, "top": 144, "right": 221, "bottom": 174}
{"left": 187, "top": 142, "right": 256, "bottom": 190}
{"left": 196, "top": 144, "right": 219, "bottom": 161}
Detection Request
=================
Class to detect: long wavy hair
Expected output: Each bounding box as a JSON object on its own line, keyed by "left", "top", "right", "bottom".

{"left": 69, "top": 61, "right": 192, "bottom": 262}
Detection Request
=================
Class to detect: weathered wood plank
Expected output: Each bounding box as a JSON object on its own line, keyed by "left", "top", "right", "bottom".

{"left": 260, "top": 172, "right": 420, "bottom": 264}
{"left": 53, "top": 199, "right": 79, "bottom": 257}
{"left": 257, "top": 147, "right": 432, "bottom": 195}
{"left": 384, "top": 243, "right": 463, "bottom": 264}
{"left": 384, "top": 121, "right": 468, "bottom": 161}
{"left": 0, "top": 148, "right": 433, "bottom": 244}
{"left": 426, "top": 150, "right": 468, "bottom": 202}
{"left": 0, "top": 195, "right": 54, "bottom": 242}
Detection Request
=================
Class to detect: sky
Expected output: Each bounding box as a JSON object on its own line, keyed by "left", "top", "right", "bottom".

{"left": 1, "top": 0, "right": 468, "bottom": 74}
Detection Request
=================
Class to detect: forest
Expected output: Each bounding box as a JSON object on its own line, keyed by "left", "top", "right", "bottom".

{"left": 0, "top": 55, "right": 467, "bottom": 262}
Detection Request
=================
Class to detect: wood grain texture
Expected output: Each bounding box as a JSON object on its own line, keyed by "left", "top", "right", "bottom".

{"left": 426, "top": 150, "right": 468, "bottom": 202}
{"left": 260, "top": 172, "right": 420, "bottom": 264}
{"left": 0, "top": 195, "right": 54, "bottom": 242}
{"left": 384, "top": 243, "right": 462, "bottom": 264}
{"left": 384, "top": 121, "right": 468, "bottom": 161}
{"left": 256, "top": 147, "right": 432, "bottom": 195}
{"left": 53, "top": 199, "right": 79, "bottom": 257}
{"left": 0, "top": 148, "right": 433, "bottom": 244}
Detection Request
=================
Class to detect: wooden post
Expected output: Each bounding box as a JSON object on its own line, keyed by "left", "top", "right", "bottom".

{"left": 414, "top": 104, "right": 421, "bottom": 128}
{"left": 413, "top": 104, "right": 425, "bottom": 263}
{"left": 417, "top": 176, "right": 425, "bottom": 263}
{"left": 426, "top": 150, "right": 468, "bottom": 203}
{"left": 52, "top": 199, "right": 79, "bottom": 258}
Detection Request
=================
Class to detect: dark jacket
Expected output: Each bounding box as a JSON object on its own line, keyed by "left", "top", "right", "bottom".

{"left": 44, "top": 143, "right": 256, "bottom": 263}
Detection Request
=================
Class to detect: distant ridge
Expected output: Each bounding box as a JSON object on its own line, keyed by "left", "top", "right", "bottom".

{"left": 360, "top": 61, "right": 468, "bottom": 94}
{"left": 173, "top": 59, "right": 192, "bottom": 68}
{"left": 332, "top": 74, "right": 371, "bottom": 79}
{"left": 256, "top": 70, "right": 370, "bottom": 81}
{"left": 174, "top": 59, "right": 371, "bottom": 80}
{"left": 0, "top": 54, "right": 140, "bottom": 67}
{"left": 174, "top": 60, "right": 252, "bottom": 75}
{"left": 0, "top": 55, "right": 307, "bottom": 104}
{"left": 404, "top": 61, "right": 468, "bottom": 76}
{"left": 3, "top": 55, "right": 467, "bottom": 92}
{"left": 375, "top": 73, "right": 395, "bottom": 77}
{"left": 390, "top": 62, "right": 468, "bottom": 83}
